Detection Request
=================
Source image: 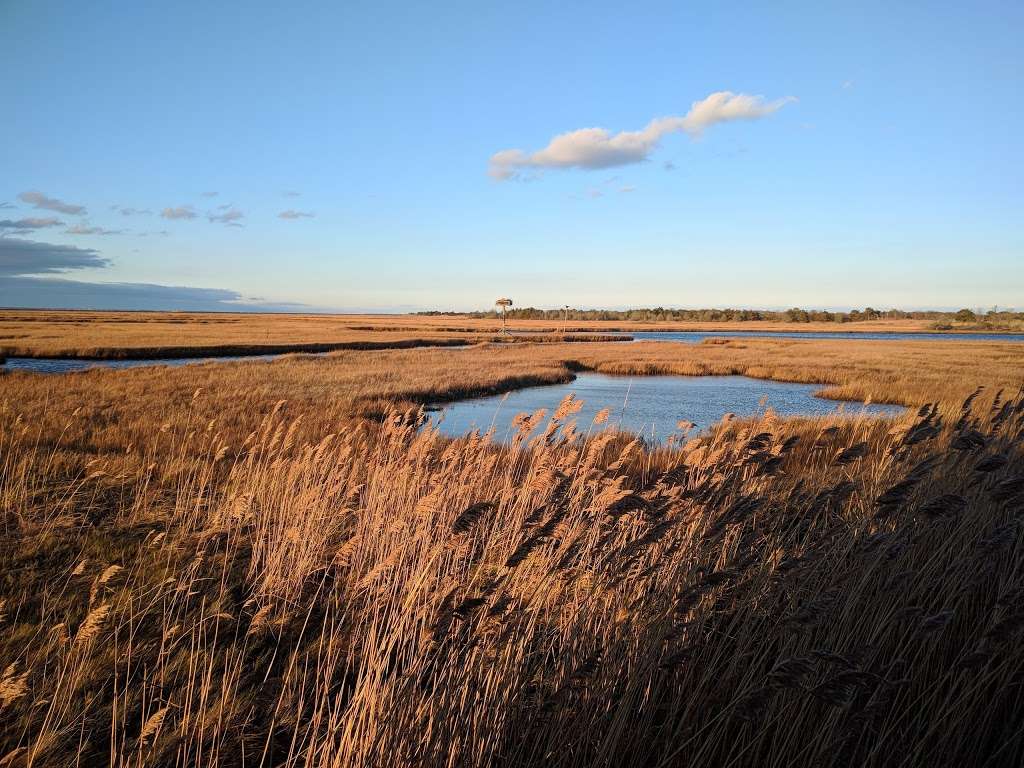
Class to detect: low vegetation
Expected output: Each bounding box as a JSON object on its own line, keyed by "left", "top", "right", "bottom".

{"left": 1, "top": 309, "right": 1021, "bottom": 360}
{"left": 1, "top": 333, "right": 1022, "bottom": 766}
{"left": 427, "top": 305, "right": 1024, "bottom": 330}
{"left": 2, "top": 338, "right": 1022, "bottom": 451}
{"left": 0, "top": 311, "right": 634, "bottom": 359}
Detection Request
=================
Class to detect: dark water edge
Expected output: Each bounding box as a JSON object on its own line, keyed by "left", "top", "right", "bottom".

{"left": 2, "top": 344, "right": 475, "bottom": 374}
{"left": 428, "top": 373, "right": 905, "bottom": 444}
{"left": 1, "top": 353, "right": 302, "bottom": 374}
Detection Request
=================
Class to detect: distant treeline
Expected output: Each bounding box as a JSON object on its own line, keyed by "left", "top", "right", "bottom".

{"left": 414, "top": 307, "right": 1023, "bottom": 325}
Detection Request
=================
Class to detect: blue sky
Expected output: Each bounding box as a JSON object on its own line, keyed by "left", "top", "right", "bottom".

{"left": 1, "top": 1, "right": 1021, "bottom": 312}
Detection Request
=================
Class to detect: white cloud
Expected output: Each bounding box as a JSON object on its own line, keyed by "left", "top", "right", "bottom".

{"left": 489, "top": 91, "right": 795, "bottom": 180}
{"left": 18, "top": 190, "right": 87, "bottom": 215}
{"left": 278, "top": 209, "right": 315, "bottom": 220}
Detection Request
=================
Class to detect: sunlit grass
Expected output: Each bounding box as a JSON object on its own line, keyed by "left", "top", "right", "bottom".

{"left": 0, "top": 338, "right": 1022, "bottom": 766}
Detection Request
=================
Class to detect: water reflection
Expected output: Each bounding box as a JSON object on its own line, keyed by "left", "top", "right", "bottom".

{"left": 428, "top": 373, "right": 904, "bottom": 444}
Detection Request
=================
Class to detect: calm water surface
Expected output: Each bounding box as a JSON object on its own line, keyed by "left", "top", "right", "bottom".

{"left": 2, "top": 344, "right": 475, "bottom": 374}
{"left": 428, "top": 373, "right": 905, "bottom": 444}
{"left": 2, "top": 352, "right": 303, "bottom": 374}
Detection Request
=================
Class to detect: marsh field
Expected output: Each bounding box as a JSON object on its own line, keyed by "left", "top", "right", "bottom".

{"left": 2, "top": 309, "right": 1021, "bottom": 359}
{"left": 1, "top": 312, "right": 1023, "bottom": 767}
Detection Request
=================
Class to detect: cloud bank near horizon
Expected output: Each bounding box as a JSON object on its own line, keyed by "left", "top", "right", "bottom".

{"left": 489, "top": 91, "right": 795, "bottom": 180}
{"left": 0, "top": 237, "right": 110, "bottom": 275}
{"left": 0, "top": 276, "right": 317, "bottom": 312}
{"left": 0, "top": 236, "right": 308, "bottom": 312}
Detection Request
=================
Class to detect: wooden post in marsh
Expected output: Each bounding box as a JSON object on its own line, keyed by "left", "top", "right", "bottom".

{"left": 495, "top": 298, "right": 513, "bottom": 335}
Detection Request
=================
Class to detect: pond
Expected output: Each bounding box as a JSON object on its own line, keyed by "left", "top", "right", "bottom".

{"left": 427, "top": 373, "right": 905, "bottom": 444}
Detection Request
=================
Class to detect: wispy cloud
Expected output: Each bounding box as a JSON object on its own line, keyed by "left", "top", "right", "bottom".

{"left": 619, "top": 186, "right": 636, "bottom": 194}
{"left": 161, "top": 205, "right": 197, "bottom": 220}
{"left": 0, "top": 237, "right": 109, "bottom": 275}
{"left": 65, "top": 224, "right": 124, "bottom": 236}
{"left": 18, "top": 190, "right": 87, "bottom": 215}
{"left": 282, "top": 190, "right": 302, "bottom": 198}
{"left": 200, "top": 191, "right": 219, "bottom": 198}
{"left": 278, "top": 209, "right": 315, "bottom": 220}
{"left": 208, "top": 207, "right": 244, "bottom": 227}
{"left": 489, "top": 91, "right": 795, "bottom": 180}
{"left": 0, "top": 217, "right": 64, "bottom": 232}
{"left": 111, "top": 205, "right": 151, "bottom": 216}
{"left": 0, "top": 202, "right": 14, "bottom": 210}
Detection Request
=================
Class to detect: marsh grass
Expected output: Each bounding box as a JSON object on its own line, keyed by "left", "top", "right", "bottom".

{"left": 1, "top": 365, "right": 1022, "bottom": 766}
{"left": 1, "top": 309, "right": 1017, "bottom": 359}
{"left": 0, "top": 339, "right": 1021, "bottom": 766}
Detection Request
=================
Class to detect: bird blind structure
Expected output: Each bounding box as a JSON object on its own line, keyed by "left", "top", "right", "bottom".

{"left": 495, "top": 297, "right": 513, "bottom": 335}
